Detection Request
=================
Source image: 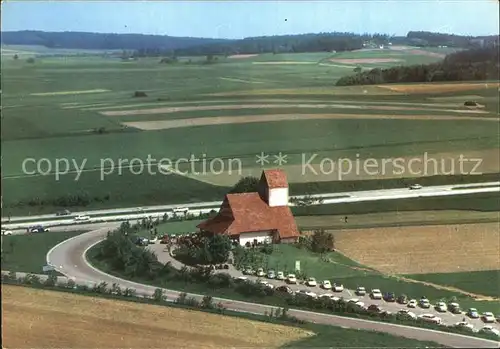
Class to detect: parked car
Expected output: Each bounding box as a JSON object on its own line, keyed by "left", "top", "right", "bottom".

{"left": 74, "top": 215, "right": 90, "bottom": 222}
{"left": 267, "top": 270, "right": 276, "bottom": 279}
{"left": 435, "top": 301, "right": 447, "bottom": 313}
{"left": 448, "top": 302, "right": 461, "bottom": 314}
{"left": 467, "top": 308, "right": 480, "bottom": 319}
{"left": 306, "top": 277, "right": 317, "bottom": 287}
{"left": 134, "top": 237, "right": 149, "bottom": 246}
{"left": 275, "top": 285, "right": 294, "bottom": 295}
{"left": 367, "top": 304, "right": 383, "bottom": 314}
{"left": 481, "top": 312, "right": 496, "bottom": 323}
{"left": 418, "top": 297, "right": 431, "bottom": 309}
{"left": 56, "top": 209, "right": 71, "bottom": 216}
{"left": 370, "top": 289, "right": 383, "bottom": 300}
{"left": 383, "top": 292, "right": 396, "bottom": 302}
{"left": 479, "top": 326, "right": 500, "bottom": 336}
{"left": 160, "top": 234, "right": 170, "bottom": 244}
{"left": 333, "top": 283, "right": 344, "bottom": 292}
{"left": 297, "top": 289, "right": 317, "bottom": 298}
{"left": 407, "top": 299, "right": 418, "bottom": 308}
{"left": 1, "top": 229, "right": 13, "bottom": 236}
{"left": 29, "top": 225, "right": 49, "bottom": 233}
{"left": 276, "top": 271, "right": 285, "bottom": 280}
{"left": 286, "top": 274, "right": 297, "bottom": 284}
{"left": 397, "top": 309, "right": 417, "bottom": 319}
{"left": 409, "top": 184, "right": 423, "bottom": 190}
{"left": 235, "top": 276, "right": 248, "bottom": 283}
{"left": 257, "top": 280, "right": 274, "bottom": 289}
{"left": 454, "top": 321, "right": 474, "bottom": 331}
{"left": 321, "top": 280, "right": 332, "bottom": 290}
{"left": 148, "top": 236, "right": 159, "bottom": 244}
{"left": 243, "top": 266, "right": 254, "bottom": 275}
{"left": 397, "top": 294, "right": 408, "bottom": 304}
{"left": 496, "top": 314, "right": 500, "bottom": 323}
{"left": 418, "top": 314, "right": 442, "bottom": 325}
{"left": 256, "top": 268, "right": 265, "bottom": 277}
{"left": 355, "top": 286, "right": 366, "bottom": 296}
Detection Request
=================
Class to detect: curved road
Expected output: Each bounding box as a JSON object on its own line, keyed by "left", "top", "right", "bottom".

{"left": 45, "top": 227, "right": 499, "bottom": 348}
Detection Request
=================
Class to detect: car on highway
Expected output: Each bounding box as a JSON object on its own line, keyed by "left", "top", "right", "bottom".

{"left": 29, "top": 225, "right": 49, "bottom": 233}
{"left": 467, "top": 308, "right": 480, "bottom": 319}
{"left": 397, "top": 294, "right": 408, "bottom": 304}
{"left": 479, "top": 326, "right": 500, "bottom": 336}
{"left": 320, "top": 280, "right": 332, "bottom": 290}
{"left": 286, "top": 274, "right": 297, "bottom": 284}
{"left": 306, "top": 277, "right": 317, "bottom": 287}
{"left": 435, "top": 301, "right": 447, "bottom": 313}
{"left": 74, "top": 215, "right": 90, "bottom": 222}
{"left": 256, "top": 268, "right": 265, "bottom": 277}
{"left": 276, "top": 271, "right": 285, "bottom": 280}
{"left": 454, "top": 321, "right": 474, "bottom": 331}
{"left": 355, "top": 286, "right": 366, "bottom": 296}
{"left": 407, "top": 299, "right": 418, "bottom": 308}
{"left": 267, "top": 270, "right": 276, "bottom": 279}
{"left": 418, "top": 314, "right": 442, "bottom": 325}
{"left": 397, "top": 309, "right": 417, "bottom": 320}
{"left": 332, "top": 283, "right": 344, "bottom": 292}
{"left": 370, "top": 289, "right": 383, "bottom": 300}
{"left": 448, "top": 302, "right": 461, "bottom": 314}
{"left": 409, "top": 184, "right": 423, "bottom": 190}
{"left": 383, "top": 292, "right": 396, "bottom": 302}
{"left": 172, "top": 207, "right": 189, "bottom": 215}
{"left": 418, "top": 297, "right": 431, "bottom": 309}
{"left": 481, "top": 312, "right": 496, "bottom": 323}
{"left": 275, "top": 285, "right": 294, "bottom": 295}
{"left": 56, "top": 209, "right": 71, "bottom": 216}
{"left": 1, "top": 229, "right": 13, "bottom": 236}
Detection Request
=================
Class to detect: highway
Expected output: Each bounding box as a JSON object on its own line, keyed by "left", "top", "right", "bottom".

{"left": 2, "top": 181, "right": 498, "bottom": 230}
{"left": 43, "top": 226, "right": 500, "bottom": 348}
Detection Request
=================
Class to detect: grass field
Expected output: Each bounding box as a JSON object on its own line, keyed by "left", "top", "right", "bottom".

{"left": 2, "top": 46, "right": 499, "bottom": 214}
{"left": 2, "top": 284, "right": 446, "bottom": 348}
{"left": 404, "top": 270, "right": 500, "bottom": 298}
{"left": 1, "top": 231, "right": 85, "bottom": 274}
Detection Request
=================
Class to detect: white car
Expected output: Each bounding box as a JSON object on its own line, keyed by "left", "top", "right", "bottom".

{"left": 355, "top": 286, "right": 366, "bottom": 296}
{"left": 172, "top": 207, "right": 189, "bottom": 214}
{"left": 407, "top": 299, "right": 418, "bottom": 308}
{"left": 74, "top": 215, "right": 90, "bottom": 221}
{"left": 333, "top": 283, "right": 344, "bottom": 292}
{"left": 419, "top": 298, "right": 431, "bottom": 308}
{"left": 455, "top": 321, "right": 474, "bottom": 330}
{"left": 397, "top": 309, "right": 417, "bottom": 319}
{"left": 435, "top": 301, "right": 447, "bottom": 312}
{"left": 286, "top": 274, "right": 297, "bottom": 284}
{"left": 256, "top": 268, "right": 265, "bottom": 277}
{"left": 276, "top": 271, "right": 285, "bottom": 280}
{"left": 306, "top": 277, "right": 317, "bottom": 287}
{"left": 480, "top": 326, "right": 500, "bottom": 336}
{"left": 258, "top": 280, "right": 274, "bottom": 289}
{"left": 236, "top": 276, "right": 248, "bottom": 282}
{"left": 267, "top": 270, "right": 276, "bottom": 279}
{"left": 481, "top": 312, "right": 496, "bottom": 323}
{"left": 409, "top": 184, "right": 423, "bottom": 190}
{"left": 1, "top": 229, "right": 13, "bottom": 236}
{"left": 321, "top": 280, "right": 332, "bottom": 289}
{"left": 418, "top": 314, "right": 442, "bottom": 324}
{"left": 370, "top": 289, "right": 383, "bottom": 300}
{"left": 298, "top": 289, "right": 317, "bottom": 298}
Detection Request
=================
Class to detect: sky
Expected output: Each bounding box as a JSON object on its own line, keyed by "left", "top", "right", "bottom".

{"left": 2, "top": 1, "right": 499, "bottom": 39}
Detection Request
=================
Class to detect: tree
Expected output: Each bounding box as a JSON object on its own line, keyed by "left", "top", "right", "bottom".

{"left": 207, "top": 235, "right": 232, "bottom": 264}
{"left": 229, "top": 176, "right": 259, "bottom": 193}
{"left": 353, "top": 65, "right": 362, "bottom": 73}
{"left": 26, "top": 57, "right": 35, "bottom": 64}
{"left": 311, "top": 229, "right": 334, "bottom": 253}
{"left": 13, "top": 54, "right": 18, "bottom": 60}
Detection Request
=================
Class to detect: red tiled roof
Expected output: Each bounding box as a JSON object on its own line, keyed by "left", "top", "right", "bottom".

{"left": 262, "top": 169, "right": 288, "bottom": 188}
{"left": 197, "top": 192, "right": 299, "bottom": 240}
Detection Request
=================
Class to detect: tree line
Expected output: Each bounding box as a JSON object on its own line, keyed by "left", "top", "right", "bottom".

{"left": 336, "top": 46, "right": 499, "bottom": 86}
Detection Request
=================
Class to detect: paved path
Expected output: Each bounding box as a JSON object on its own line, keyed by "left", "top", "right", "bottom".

{"left": 43, "top": 227, "right": 500, "bottom": 348}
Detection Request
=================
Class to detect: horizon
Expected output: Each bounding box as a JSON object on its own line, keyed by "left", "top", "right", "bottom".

{"left": 2, "top": 1, "right": 499, "bottom": 39}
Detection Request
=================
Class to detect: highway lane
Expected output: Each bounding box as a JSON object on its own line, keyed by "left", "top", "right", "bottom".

{"left": 4, "top": 181, "right": 499, "bottom": 224}
{"left": 45, "top": 228, "right": 500, "bottom": 348}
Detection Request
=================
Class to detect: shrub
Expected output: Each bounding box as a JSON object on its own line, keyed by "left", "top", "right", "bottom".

{"left": 93, "top": 282, "right": 108, "bottom": 294}
{"left": 201, "top": 295, "right": 214, "bottom": 309}
{"left": 66, "top": 279, "right": 76, "bottom": 289}
{"left": 464, "top": 100, "right": 478, "bottom": 106}
{"left": 153, "top": 288, "right": 165, "bottom": 302}
{"left": 111, "top": 283, "right": 122, "bottom": 296}
{"left": 26, "top": 57, "right": 35, "bottom": 64}
{"left": 44, "top": 274, "right": 57, "bottom": 287}
{"left": 176, "top": 292, "right": 188, "bottom": 304}
{"left": 133, "top": 91, "right": 148, "bottom": 97}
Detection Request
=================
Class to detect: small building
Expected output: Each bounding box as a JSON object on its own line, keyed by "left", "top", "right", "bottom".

{"left": 197, "top": 169, "right": 300, "bottom": 246}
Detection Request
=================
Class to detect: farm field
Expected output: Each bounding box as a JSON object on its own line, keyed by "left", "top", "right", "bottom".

{"left": 404, "top": 270, "right": 500, "bottom": 298}
{"left": 2, "top": 46, "right": 499, "bottom": 214}
{"left": 1, "top": 231, "right": 85, "bottom": 274}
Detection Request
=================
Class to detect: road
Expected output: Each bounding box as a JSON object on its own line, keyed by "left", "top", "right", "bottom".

{"left": 44, "top": 227, "right": 500, "bottom": 348}
{"left": 2, "top": 181, "right": 498, "bottom": 230}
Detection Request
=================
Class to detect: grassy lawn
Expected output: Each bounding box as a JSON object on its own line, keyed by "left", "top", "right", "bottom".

{"left": 1, "top": 231, "right": 85, "bottom": 274}
{"left": 405, "top": 270, "right": 500, "bottom": 298}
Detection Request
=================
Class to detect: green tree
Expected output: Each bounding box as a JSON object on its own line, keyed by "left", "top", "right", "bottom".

{"left": 311, "top": 229, "right": 334, "bottom": 253}
{"left": 207, "top": 235, "right": 232, "bottom": 264}
{"left": 229, "top": 176, "right": 259, "bottom": 193}
{"left": 13, "top": 54, "right": 19, "bottom": 60}
{"left": 353, "top": 65, "right": 362, "bottom": 73}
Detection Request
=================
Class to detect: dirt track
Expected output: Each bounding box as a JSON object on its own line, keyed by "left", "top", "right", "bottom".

{"left": 333, "top": 222, "right": 500, "bottom": 274}
{"left": 2, "top": 285, "right": 312, "bottom": 348}
{"left": 378, "top": 82, "right": 500, "bottom": 94}
{"left": 330, "top": 58, "right": 403, "bottom": 64}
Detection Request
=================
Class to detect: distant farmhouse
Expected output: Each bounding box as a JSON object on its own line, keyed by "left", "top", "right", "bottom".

{"left": 197, "top": 169, "right": 300, "bottom": 246}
